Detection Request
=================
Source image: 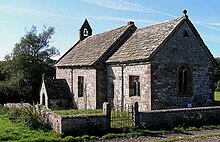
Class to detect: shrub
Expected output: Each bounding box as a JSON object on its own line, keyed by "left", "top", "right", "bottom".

{"left": 102, "top": 133, "right": 126, "bottom": 139}
{"left": 8, "top": 104, "right": 51, "bottom": 131}
{"left": 0, "top": 105, "right": 8, "bottom": 116}
{"left": 63, "top": 136, "right": 75, "bottom": 142}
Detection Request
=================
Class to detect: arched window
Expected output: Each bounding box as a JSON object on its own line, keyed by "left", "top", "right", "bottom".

{"left": 78, "top": 76, "right": 84, "bottom": 97}
{"left": 129, "top": 76, "right": 140, "bottom": 97}
{"left": 83, "top": 28, "right": 88, "bottom": 36}
{"left": 183, "top": 30, "right": 189, "bottom": 38}
{"left": 178, "top": 65, "right": 192, "bottom": 96}
{"left": 42, "top": 93, "right": 45, "bottom": 105}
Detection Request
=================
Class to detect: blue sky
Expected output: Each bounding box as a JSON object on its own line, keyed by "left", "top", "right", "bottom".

{"left": 0, "top": 0, "right": 219, "bottom": 61}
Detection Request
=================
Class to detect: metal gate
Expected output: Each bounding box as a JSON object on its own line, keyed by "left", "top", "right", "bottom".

{"left": 110, "top": 104, "right": 135, "bottom": 128}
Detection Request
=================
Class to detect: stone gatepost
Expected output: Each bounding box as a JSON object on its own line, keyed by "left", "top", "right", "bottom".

{"left": 103, "top": 102, "right": 111, "bottom": 129}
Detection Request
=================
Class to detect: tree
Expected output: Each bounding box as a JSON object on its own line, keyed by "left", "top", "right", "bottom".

{"left": 4, "top": 53, "right": 12, "bottom": 61}
{"left": 0, "top": 25, "right": 59, "bottom": 103}
{"left": 13, "top": 25, "right": 59, "bottom": 60}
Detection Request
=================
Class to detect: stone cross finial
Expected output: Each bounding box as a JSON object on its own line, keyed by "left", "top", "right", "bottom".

{"left": 183, "top": 9, "right": 188, "bottom": 19}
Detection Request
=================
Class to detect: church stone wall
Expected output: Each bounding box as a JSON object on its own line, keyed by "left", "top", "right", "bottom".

{"left": 96, "top": 69, "right": 107, "bottom": 108}
{"left": 107, "top": 64, "right": 151, "bottom": 111}
{"left": 56, "top": 67, "right": 97, "bottom": 110}
{"left": 151, "top": 21, "right": 214, "bottom": 109}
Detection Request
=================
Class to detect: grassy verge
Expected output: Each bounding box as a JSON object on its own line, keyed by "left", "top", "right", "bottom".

{"left": 2, "top": 110, "right": 220, "bottom": 142}
{"left": 214, "top": 91, "right": 220, "bottom": 101}
{"left": 0, "top": 115, "right": 61, "bottom": 142}
{"left": 54, "top": 109, "right": 103, "bottom": 115}
{"left": 0, "top": 107, "right": 100, "bottom": 141}
{"left": 0, "top": 114, "right": 99, "bottom": 142}
{"left": 101, "top": 128, "right": 166, "bottom": 139}
{"left": 2, "top": 106, "right": 220, "bottom": 141}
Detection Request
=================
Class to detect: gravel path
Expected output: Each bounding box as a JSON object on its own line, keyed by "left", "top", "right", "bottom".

{"left": 95, "top": 129, "right": 220, "bottom": 142}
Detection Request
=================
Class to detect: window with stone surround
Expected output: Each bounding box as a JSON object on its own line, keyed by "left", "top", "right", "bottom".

{"left": 178, "top": 65, "right": 192, "bottom": 96}
{"left": 129, "top": 76, "right": 140, "bottom": 97}
{"left": 78, "top": 76, "right": 84, "bottom": 97}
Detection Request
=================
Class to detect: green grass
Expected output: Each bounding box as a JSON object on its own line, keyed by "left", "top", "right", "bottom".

{"left": 101, "top": 128, "right": 166, "bottom": 139}
{"left": 111, "top": 111, "right": 134, "bottom": 128}
{"left": 54, "top": 109, "right": 103, "bottom": 115}
{"left": 0, "top": 107, "right": 100, "bottom": 141}
{"left": 0, "top": 115, "right": 61, "bottom": 142}
{"left": 0, "top": 114, "right": 100, "bottom": 142}
{"left": 2, "top": 110, "right": 220, "bottom": 142}
{"left": 214, "top": 91, "right": 220, "bottom": 101}
{"left": 2, "top": 106, "right": 220, "bottom": 142}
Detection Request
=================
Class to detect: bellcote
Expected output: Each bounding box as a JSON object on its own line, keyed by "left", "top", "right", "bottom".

{"left": 79, "top": 18, "right": 92, "bottom": 41}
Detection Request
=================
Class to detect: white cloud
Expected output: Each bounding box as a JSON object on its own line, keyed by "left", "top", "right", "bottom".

{"left": 206, "top": 23, "right": 220, "bottom": 26}
{"left": 88, "top": 15, "right": 157, "bottom": 24}
{"left": 81, "top": 0, "right": 176, "bottom": 18}
{"left": 119, "top": 0, "right": 176, "bottom": 17}
{"left": 195, "top": 21, "right": 220, "bottom": 32}
{"left": 203, "top": 34, "right": 220, "bottom": 44}
{"left": 0, "top": 5, "right": 83, "bottom": 20}
{"left": 81, "top": 0, "right": 149, "bottom": 12}
{"left": 0, "top": 4, "right": 157, "bottom": 24}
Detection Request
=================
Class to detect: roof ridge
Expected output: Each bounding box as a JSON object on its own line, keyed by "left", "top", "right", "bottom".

{"left": 87, "top": 25, "right": 130, "bottom": 38}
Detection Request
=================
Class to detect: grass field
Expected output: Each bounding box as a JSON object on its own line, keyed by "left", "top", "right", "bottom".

{"left": 214, "top": 91, "right": 220, "bottom": 101}
{"left": 54, "top": 109, "right": 103, "bottom": 115}
{"left": 0, "top": 115, "right": 61, "bottom": 142}
{"left": 2, "top": 108, "right": 220, "bottom": 142}
{"left": 2, "top": 95, "right": 220, "bottom": 142}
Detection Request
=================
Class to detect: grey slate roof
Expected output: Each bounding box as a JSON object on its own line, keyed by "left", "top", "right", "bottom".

{"left": 107, "top": 17, "right": 184, "bottom": 63}
{"left": 44, "top": 78, "right": 70, "bottom": 99}
{"left": 56, "top": 16, "right": 216, "bottom": 66}
{"left": 56, "top": 25, "right": 132, "bottom": 66}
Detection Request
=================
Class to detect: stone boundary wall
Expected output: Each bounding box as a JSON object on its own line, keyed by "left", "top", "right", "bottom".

{"left": 45, "top": 110, "right": 62, "bottom": 133}
{"left": 4, "top": 103, "right": 31, "bottom": 108}
{"left": 61, "top": 114, "right": 108, "bottom": 135}
{"left": 45, "top": 103, "right": 110, "bottom": 135}
{"left": 45, "top": 111, "right": 109, "bottom": 135}
{"left": 138, "top": 106, "right": 220, "bottom": 129}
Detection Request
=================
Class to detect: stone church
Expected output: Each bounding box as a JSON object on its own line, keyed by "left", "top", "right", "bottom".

{"left": 40, "top": 11, "right": 216, "bottom": 111}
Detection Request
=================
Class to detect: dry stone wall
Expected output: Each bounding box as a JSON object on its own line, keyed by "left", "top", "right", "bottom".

{"left": 138, "top": 106, "right": 220, "bottom": 129}
{"left": 44, "top": 104, "right": 110, "bottom": 135}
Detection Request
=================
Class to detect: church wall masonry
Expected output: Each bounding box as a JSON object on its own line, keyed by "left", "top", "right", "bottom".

{"left": 56, "top": 67, "right": 97, "bottom": 110}
{"left": 151, "top": 21, "right": 214, "bottom": 109}
{"left": 52, "top": 11, "right": 215, "bottom": 111}
{"left": 107, "top": 64, "right": 151, "bottom": 111}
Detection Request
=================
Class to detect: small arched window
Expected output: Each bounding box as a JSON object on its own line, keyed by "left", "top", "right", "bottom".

{"left": 83, "top": 28, "right": 88, "bottom": 36}
{"left": 42, "top": 93, "right": 45, "bottom": 105}
{"left": 183, "top": 30, "right": 189, "bottom": 38}
{"left": 178, "top": 65, "right": 192, "bottom": 96}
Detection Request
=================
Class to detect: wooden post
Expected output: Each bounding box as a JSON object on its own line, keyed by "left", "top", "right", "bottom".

{"left": 134, "top": 102, "right": 139, "bottom": 126}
